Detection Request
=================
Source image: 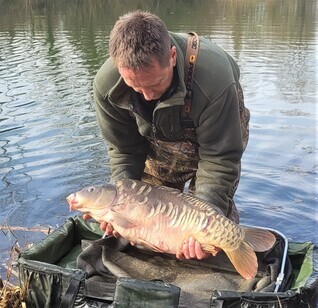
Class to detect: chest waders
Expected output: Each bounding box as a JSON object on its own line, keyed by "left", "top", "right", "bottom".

{"left": 142, "top": 33, "right": 250, "bottom": 221}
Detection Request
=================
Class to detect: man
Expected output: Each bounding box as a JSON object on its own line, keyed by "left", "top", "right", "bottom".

{"left": 92, "top": 10, "right": 250, "bottom": 260}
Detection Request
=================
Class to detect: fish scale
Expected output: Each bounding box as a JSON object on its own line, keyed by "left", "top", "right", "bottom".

{"left": 119, "top": 180, "right": 218, "bottom": 236}
{"left": 67, "top": 178, "right": 276, "bottom": 279}
{"left": 128, "top": 181, "right": 248, "bottom": 250}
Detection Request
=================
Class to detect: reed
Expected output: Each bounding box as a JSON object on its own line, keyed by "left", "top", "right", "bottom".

{"left": 0, "top": 245, "right": 27, "bottom": 308}
{"left": 0, "top": 221, "right": 52, "bottom": 307}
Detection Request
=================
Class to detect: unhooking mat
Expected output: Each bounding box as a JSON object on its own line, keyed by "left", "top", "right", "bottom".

{"left": 76, "top": 235, "right": 290, "bottom": 307}
{"left": 18, "top": 216, "right": 318, "bottom": 307}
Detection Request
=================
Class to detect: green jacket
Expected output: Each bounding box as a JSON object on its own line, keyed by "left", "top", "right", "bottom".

{"left": 93, "top": 32, "right": 248, "bottom": 215}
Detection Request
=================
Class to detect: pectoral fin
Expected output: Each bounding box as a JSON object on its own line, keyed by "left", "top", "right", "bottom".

{"left": 109, "top": 210, "right": 136, "bottom": 229}
{"left": 136, "top": 239, "right": 165, "bottom": 253}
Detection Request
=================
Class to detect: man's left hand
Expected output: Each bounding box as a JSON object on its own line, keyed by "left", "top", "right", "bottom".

{"left": 176, "top": 237, "right": 220, "bottom": 260}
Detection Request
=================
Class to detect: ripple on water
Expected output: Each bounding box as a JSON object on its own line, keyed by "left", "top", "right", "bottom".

{"left": 0, "top": 34, "right": 105, "bottom": 238}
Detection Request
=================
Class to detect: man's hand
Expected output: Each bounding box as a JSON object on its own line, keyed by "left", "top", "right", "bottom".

{"left": 100, "top": 221, "right": 121, "bottom": 238}
{"left": 176, "top": 237, "right": 221, "bottom": 260}
{"left": 82, "top": 214, "right": 120, "bottom": 238}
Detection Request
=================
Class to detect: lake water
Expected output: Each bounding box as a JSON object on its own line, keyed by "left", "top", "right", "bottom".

{"left": 0, "top": 0, "right": 317, "bottom": 276}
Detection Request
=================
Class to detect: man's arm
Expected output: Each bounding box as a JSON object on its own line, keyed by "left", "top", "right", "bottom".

{"left": 93, "top": 83, "right": 148, "bottom": 182}
{"left": 194, "top": 84, "right": 244, "bottom": 216}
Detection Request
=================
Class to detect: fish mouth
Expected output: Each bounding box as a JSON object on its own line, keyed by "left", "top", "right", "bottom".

{"left": 66, "top": 193, "right": 79, "bottom": 210}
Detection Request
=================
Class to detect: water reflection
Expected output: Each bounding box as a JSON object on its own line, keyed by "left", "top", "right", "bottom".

{"left": 0, "top": 0, "right": 317, "bottom": 275}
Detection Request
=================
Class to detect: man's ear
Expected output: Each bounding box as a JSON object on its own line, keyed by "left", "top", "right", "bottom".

{"left": 170, "top": 46, "right": 177, "bottom": 67}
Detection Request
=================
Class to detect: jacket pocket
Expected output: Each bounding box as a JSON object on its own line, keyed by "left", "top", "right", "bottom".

{"left": 154, "top": 106, "right": 185, "bottom": 140}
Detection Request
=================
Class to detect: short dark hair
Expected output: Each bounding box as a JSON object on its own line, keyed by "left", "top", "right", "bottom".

{"left": 109, "top": 10, "right": 171, "bottom": 70}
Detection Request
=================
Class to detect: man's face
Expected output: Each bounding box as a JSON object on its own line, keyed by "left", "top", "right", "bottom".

{"left": 118, "top": 46, "right": 177, "bottom": 101}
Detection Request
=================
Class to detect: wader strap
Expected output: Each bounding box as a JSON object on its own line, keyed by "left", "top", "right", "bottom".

{"left": 182, "top": 32, "right": 199, "bottom": 129}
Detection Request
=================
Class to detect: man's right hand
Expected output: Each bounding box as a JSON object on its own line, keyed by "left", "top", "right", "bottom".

{"left": 82, "top": 214, "right": 120, "bottom": 238}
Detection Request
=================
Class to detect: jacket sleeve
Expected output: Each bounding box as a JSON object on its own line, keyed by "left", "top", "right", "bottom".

{"left": 93, "top": 79, "right": 148, "bottom": 182}
{"left": 194, "top": 83, "right": 243, "bottom": 216}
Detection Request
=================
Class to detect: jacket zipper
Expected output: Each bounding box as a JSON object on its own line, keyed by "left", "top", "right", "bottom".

{"left": 169, "top": 113, "right": 174, "bottom": 135}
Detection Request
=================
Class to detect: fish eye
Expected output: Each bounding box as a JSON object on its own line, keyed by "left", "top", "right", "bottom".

{"left": 87, "top": 187, "right": 95, "bottom": 193}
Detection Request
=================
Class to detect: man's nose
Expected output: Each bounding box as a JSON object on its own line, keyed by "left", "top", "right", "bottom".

{"left": 141, "top": 89, "right": 155, "bottom": 101}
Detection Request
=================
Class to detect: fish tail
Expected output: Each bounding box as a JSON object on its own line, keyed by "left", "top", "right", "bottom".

{"left": 224, "top": 241, "right": 258, "bottom": 279}
{"left": 223, "top": 227, "right": 276, "bottom": 280}
{"left": 242, "top": 226, "right": 276, "bottom": 252}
